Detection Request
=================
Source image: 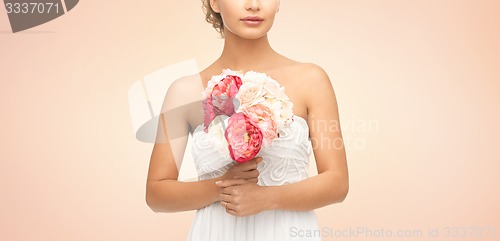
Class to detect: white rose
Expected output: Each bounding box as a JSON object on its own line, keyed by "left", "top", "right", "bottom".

{"left": 235, "top": 82, "right": 265, "bottom": 111}
{"left": 262, "top": 79, "right": 281, "bottom": 99}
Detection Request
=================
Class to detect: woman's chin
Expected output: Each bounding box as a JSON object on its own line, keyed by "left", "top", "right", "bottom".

{"left": 241, "top": 33, "right": 268, "bottom": 40}
{"left": 230, "top": 29, "right": 270, "bottom": 40}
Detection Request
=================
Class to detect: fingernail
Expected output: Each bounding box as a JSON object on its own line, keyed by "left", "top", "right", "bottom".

{"left": 215, "top": 181, "right": 222, "bottom": 185}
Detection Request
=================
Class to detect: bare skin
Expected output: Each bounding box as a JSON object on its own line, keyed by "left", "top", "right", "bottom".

{"left": 146, "top": 0, "right": 348, "bottom": 217}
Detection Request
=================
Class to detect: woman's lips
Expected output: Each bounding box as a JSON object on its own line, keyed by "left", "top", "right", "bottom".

{"left": 241, "top": 17, "right": 264, "bottom": 26}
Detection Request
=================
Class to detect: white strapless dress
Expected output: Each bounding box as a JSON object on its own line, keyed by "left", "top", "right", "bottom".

{"left": 187, "top": 115, "right": 322, "bottom": 241}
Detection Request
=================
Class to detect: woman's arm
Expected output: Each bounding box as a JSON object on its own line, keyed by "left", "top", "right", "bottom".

{"left": 268, "top": 63, "right": 349, "bottom": 211}
{"left": 147, "top": 169, "right": 223, "bottom": 213}
{"left": 145, "top": 76, "right": 222, "bottom": 212}
{"left": 146, "top": 139, "right": 224, "bottom": 213}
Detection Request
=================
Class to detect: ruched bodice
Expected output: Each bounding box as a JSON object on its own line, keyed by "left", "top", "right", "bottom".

{"left": 187, "top": 115, "right": 321, "bottom": 241}
{"left": 191, "top": 115, "right": 313, "bottom": 185}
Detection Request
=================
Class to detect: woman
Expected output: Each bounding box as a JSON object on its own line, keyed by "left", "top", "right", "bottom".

{"left": 146, "top": 0, "right": 349, "bottom": 240}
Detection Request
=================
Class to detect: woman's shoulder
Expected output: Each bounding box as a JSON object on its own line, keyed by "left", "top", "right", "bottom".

{"left": 275, "top": 57, "right": 331, "bottom": 89}
{"left": 284, "top": 59, "right": 329, "bottom": 79}
{"left": 170, "top": 73, "right": 203, "bottom": 86}
{"left": 164, "top": 73, "right": 205, "bottom": 106}
{"left": 280, "top": 59, "right": 334, "bottom": 101}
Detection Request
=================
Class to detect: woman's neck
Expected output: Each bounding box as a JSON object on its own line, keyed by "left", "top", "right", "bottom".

{"left": 216, "top": 31, "right": 278, "bottom": 72}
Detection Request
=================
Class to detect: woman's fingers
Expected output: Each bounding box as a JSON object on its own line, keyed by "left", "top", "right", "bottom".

{"left": 247, "top": 177, "right": 258, "bottom": 183}
{"left": 244, "top": 169, "right": 259, "bottom": 179}
{"left": 219, "top": 192, "right": 233, "bottom": 200}
{"left": 220, "top": 157, "right": 262, "bottom": 182}
{"left": 240, "top": 157, "right": 262, "bottom": 171}
{"left": 215, "top": 178, "right": 248, "bottom": 188}
{"left": 231, "top": 169, "right": 259, "bottom": 181}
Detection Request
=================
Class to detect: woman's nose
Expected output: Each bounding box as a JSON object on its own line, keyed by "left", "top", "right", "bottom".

{"left": 245, "top": 0, "right": 261, "bottom": 11}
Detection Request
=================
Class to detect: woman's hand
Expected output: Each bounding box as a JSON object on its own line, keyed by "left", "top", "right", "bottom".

{"left": 219, "top": 156, "right": 262, "bottom": 183}
{"left": 215, "top": 178, "right": 272, "bottom": 217}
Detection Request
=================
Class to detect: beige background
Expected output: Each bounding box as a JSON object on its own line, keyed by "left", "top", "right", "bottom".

{"left": 1, "top": 0, "right": 499, "bottom": 240}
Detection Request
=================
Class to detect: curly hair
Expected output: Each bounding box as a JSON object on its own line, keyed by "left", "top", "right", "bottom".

{"left": 202, "top": 0, "right": 224, "bottom": 37}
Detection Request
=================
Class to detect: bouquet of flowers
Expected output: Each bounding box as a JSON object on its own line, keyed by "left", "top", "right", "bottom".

{"left": 202, "top": 69, "right": 295, "bottom": 163}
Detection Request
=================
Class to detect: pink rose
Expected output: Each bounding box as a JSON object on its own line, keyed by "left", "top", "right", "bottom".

{"left": 242, "top": 104, "right": 278, "bottom": 147}
{"left": 203, "top": 75, "right": 242, "bottom": 132}
{"left": 224, "top": 112, "right": 263, "bottom": 163}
